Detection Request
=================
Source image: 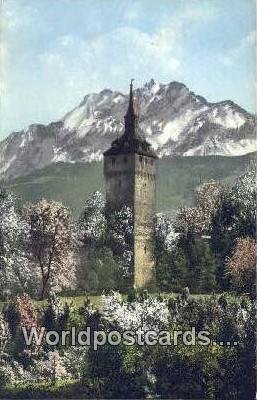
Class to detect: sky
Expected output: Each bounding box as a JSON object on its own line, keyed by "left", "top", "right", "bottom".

{"left": 0, "top": 0, "right": 256, "bottom": 140}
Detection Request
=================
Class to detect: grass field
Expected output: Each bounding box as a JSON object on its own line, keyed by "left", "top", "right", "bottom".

{"left": 0, "top": 292, "right": 213, "bottom": 312}
{"left": 4, "top": 153, "right": 255, "bottom": 217}
{"left": 0, "top": 295, "right": 102, "bottom": 311}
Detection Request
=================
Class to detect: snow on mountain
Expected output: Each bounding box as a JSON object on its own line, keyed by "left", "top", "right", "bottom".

{"left": 0, "top": 79, "right": 256, "bottom": 179}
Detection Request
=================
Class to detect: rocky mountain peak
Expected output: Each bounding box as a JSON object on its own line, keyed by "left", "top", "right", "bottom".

{"left": 0, "top": 80, "right": 256, "bottom": 180}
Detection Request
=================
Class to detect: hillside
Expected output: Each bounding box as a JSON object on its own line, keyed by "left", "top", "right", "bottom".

{"left": 1, "top": 79, "right": 256, "bottom": 180}
{"left": 4, "top": 153, "right": 255, "bottom": 217}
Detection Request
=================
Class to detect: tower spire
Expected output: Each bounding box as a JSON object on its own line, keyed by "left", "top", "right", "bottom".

{"left": 124, "top": 79, "right": 137, "bottom": 137}
{"left": 127, "top": 78, "right": 135, "bottom": 115}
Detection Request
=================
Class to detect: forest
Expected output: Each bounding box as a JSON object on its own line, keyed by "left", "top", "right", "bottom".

{"left": 0, "top": 165, "right": 255, "bottom": 399}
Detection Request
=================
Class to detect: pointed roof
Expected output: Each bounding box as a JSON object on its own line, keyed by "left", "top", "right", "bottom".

{"left": 127, "top": 79, "right": 135, "bottom": 116}
{"left": 124, "top": 79, "right": 138, "bottom": 138}
{"left": 104, "top": 80, "right": 157, "bottom": 159}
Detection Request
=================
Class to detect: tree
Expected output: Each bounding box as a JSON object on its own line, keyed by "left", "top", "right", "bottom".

{"left": 156, "top": 198, "right": 220, "bottom": 293}
{"left": 229, "top": 165, "right": 256, "bottom": 238}
{"left": 29, "top": 350, "right": 70, "bottom": 383}
{"left": 174, "top": 206, "right": 204, "bottom": 235}
{"left": 86, "top": 342, "right": 147, "bottom": 399}
{"left": 155, "top": 213, "right": 178, "bottom": 260}
{"left": 155, "top": 213, "right": 188, "bottom": 292}
{"left": 178, "top": 235, "right": 217, "bottom": 293}
{"left": 78, "top": 191, "right": 108, "bottom": 293}
{"left": 210, "top": 192, "right": 236, "bottom": 291}
{"left": 94, "top": 247, "right": 119, "bottom": 292}
{"left": 0, "top": 188, "right": 32, "bottom": 297}
{"left": 167, "top": 249, "right": 189, "bottom": 292}
{"left": 101, "top": 291, "right": 170, "bottom": 332}
{"left": 42, "top": 292, "right": 70, "bottom": 334}
{"left": 106, "top": 206, "right": 133, "bottom": 289}
{"left": 0, "top": 313, "right": 10, "bottom": 353}
{"left": 227, "top": 237, "right": 256, "bottom": 294}
{"left": 210, "top": 165, "right": 256, "bottom": 290}
{"left": 4, "top": 293, "right": 40, "bottom": 356}
{"left": 25, "top": 199, "right": 75, "bottom": 299}
{"left": 156, "top": 248, "right": 189, "bottom": 292}
{"left": 195, "top": 180, "right": 224, "bottom": 215}
{"left": 79, "top": 191, "right": 106, "bottom": 246}
{"left": 175, "top": 180, "right": 224, "bottom": 235}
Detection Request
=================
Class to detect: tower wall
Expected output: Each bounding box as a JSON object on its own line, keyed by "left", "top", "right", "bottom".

{"left": 104, "top": 153, "right": 156, "bottom": 290}
{"left": 134, "top": 154, "right": 156, "bottom": 289}
{"left": 104, "top": 154, "right": 135, "bottom": 211}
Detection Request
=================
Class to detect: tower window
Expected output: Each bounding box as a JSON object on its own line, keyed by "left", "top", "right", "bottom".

{"left": 144, "top": 245, "right": 147, "bottom": 254}
{"left": 118, "top": 179, "right": 122, "bottom": 187}
{"left": 111, "top": 158, "right": 116, "bottom": 166}
{"left": 123, "top": 156, "right": 127, "bottom": 163}
{"left": 139, "top": 156, "right": 143, "bottom": 162}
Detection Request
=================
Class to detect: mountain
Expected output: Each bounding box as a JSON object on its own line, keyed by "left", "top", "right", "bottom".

{"left": 0, "top": 79, "right": 256, "bottom": 180}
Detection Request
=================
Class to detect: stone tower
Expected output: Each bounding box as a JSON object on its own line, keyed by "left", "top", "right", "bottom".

{"left": 103, "top": 80, "right": 158, "bottom": 290}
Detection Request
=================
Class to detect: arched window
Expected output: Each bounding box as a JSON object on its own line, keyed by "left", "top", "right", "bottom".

{"left": 112, "top": 158, "right": 116, "bottom": 166}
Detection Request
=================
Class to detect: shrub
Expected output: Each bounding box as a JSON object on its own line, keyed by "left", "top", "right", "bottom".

{"left": 227, "top": 237, "right": 256, "bottom": 295}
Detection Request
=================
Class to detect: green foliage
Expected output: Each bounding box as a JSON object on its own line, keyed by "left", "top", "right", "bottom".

{"left": 3, "top": 158, "right": 255, "bottom": 296}
{"left": 94, "top": 247, "right": 119, "bottom": 292}
{"left": 0, "top": 379, "right": 93, "bottom": 399}
{"left": 25, "top": 199, "right": 75, "bottom": 299}
{"left": 0, "top": 293, "right": 255, "bottom": 399}
{"left": 82, "top": 293, "right": 255, "bottom": 399}
{"left": 229, "top": 164, "right": 256, "bottom": 238}
{"left": 169, "top": 164, "right": 256, "bottom": 295}
{"left": 157, "top": 236, "right": 217, "bottom": 293}
{"left": 42, "top": 293, "right": 70, "bottom": 341}
{"left": 227, "top": 237, "right": 256, "bottom": 295}
{"left": 86, "top": 343, "right": 147, "bottom": 399}
{"left": 78, "top": 192, "right": 132, "bottom": 293}
{"left": 78, "top": 246, "right": 119, "bottom": 294}
{"left": 210, "top": 165, "right": 256, "bottom": 292}
{"left": 156, "top": 248, "right": 188, "bottom": 292}
{"left": 152, "top": 343, "right": 223, "bottom": 399}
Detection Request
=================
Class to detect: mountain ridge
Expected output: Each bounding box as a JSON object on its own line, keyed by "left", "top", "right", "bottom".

{"left": 0, "top": 79, "right": 256, "bottom": 179}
